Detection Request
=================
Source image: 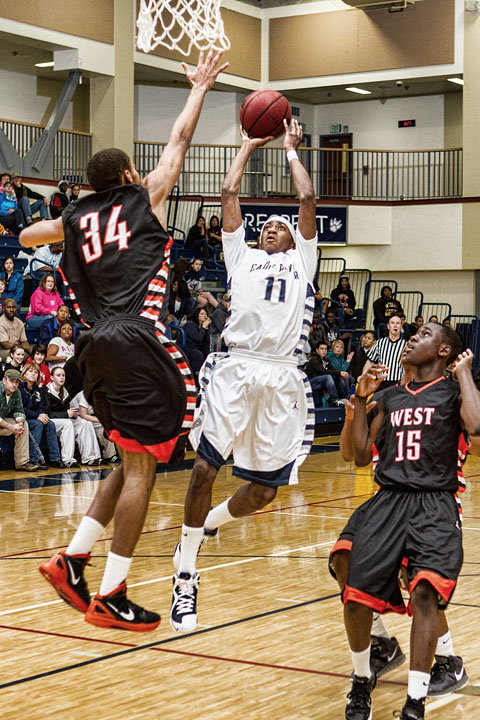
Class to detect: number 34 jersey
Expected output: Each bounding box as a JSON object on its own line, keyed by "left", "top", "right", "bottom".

{"left": 61, "top": 184, "right": 171, "bottom": 324}
{"left": 374, "top": 376, "right": 462, "bottom": 492}
{"left": 221, "top": 225, "right": 318, "bottom": 357}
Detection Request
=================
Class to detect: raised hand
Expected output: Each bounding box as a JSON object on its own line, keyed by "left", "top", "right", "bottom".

{"left": 240, "top": 126, "right": 274, "bottom": 149}
{"left": 283, "top": 118, "right": 303, "bottom": 152}
{"left": 453, "top": 349, "right": 474, "bottom": 378}
{"left": 356, "top": 364, "right": 388, "bottom": 398}
{"left": 181, "top": 49, "right": 229, "bottom": 92}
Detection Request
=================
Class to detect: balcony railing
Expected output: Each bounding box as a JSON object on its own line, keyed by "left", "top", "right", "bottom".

{"left": 135, "top": 142, "right": 463, "bottom": 201}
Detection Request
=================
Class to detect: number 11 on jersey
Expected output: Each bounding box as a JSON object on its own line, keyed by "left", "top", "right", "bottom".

{"left": 264, "top": 276, "right": 286, "bottom": 303}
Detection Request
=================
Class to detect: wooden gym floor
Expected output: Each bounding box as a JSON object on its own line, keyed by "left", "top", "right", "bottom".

{"left": 0, "top": 437, "right": 479, "bottom": 719}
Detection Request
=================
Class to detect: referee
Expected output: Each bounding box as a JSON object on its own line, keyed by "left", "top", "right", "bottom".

{"left": 363, "top": 314, "right": 406, "bottom": 388}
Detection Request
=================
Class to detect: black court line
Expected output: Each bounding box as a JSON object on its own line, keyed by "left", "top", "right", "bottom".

{"left": 0, "top": 592, "right": 341, "bottom": 690}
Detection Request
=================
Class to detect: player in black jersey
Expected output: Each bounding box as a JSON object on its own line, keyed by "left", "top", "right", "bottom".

{"left": 19, "top": 50, "right": 228, "bottom": 632}
{"left": 343, "top": 323, "right": 480, "bottom": 720}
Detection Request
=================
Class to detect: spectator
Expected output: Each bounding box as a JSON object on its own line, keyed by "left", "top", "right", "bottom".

{"left": 24, "top": 241, "right": 64, "bottom": 278}
{"left": 209, "top": 292, "right": 229, "bottom": 349}
{"left": 372, "top": 285, "right": 403, "bottom": 329}
{"left": 443, "top": 317, "right": 454, "bottom": 329}
{"left": 45, "top": 320, "right": 76, "bottom": 371}
{"left": 186, "top": 258, "right": 219, "bottom": 308}
{"left": 171, "top": 257, "right": 189, "bottom": 284}
{"left": 320, "top": 310, "right": 352, "bottom": 355}
{"left": 26, "top": 272, "right": 63, "bottom": 328}
{"left": 24, "top": 344, "right": 51, "bottom": 387}
{"left": 326, "top": 339, "right": 354, "bottom": 398}
{"left": 69, "top": 184, "right": 81, "bottom": 203}
{"left": 0, "top": 172, "right": 11, "bottom": 192}
{"left": 45, "top": 366, "right": 101, "bottom": 466}
{"left": 39, "top": 304, "right": 78, "bottom": 345}
{"left": 1, "top": 256, "right": 24, "bottom": 309}
{"left": 0, "top": 179, "right": 24, "bottom": 233}
{"left": 0, "top": 278, "right": 5, "bottom": 315}
{"left": 0, "top": 299, "right": 31, "bottom": 361}
{"left": 329, "top": 275, "right": 364, "bottom": 329}
{"left": 0, "top": 367, "right": 36, "bottom": 471}
{"left": 207, "top": 214, "right": 222, "bottom": 248}
{"left": 364, "top": 313, "right": 406, "bottom": 389}
{"left": 348, "top": 331, "right": 376, "bottom": 381}
{"left": 19, "top": 363, "right": 63, "bottom": 469}
{"left": 305, "top": 341, "right": 339, "bottom": 407}
{"left": 70, "top": 391, "right": 119, "bottom": 463}
{"left": 167, "top": 279, "right": 195, "bottom": 325}
{"left": 408, "top": 314, "right": 423, "bottom": 337}
{"left": 0, "top": 343, "right": 26, "bottom": 380}
{"left": 183, "top": 307, "right": 211, "bottom": 377}
{"left": 49, "top": 180, "right": 69, "bottom": 218}
{"left": 428, "top": 315, "right": 439, "bottom": 323}
{"left": 186, "top": 215, "right": 209, "bottom": 258}
{"left": 11, "top": 173, "right": 49, "bottom": 223}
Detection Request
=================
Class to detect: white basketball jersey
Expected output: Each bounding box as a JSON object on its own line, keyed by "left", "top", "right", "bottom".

{"left": 221, "top": 225, "right": 318, "bottom": 357}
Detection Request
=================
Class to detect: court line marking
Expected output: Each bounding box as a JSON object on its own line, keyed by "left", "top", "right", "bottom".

{"left": 0, "top": 539, "right": 335, "bottom": 616}
{"left": 276, "top": 511, "right": 350, "bottom": 521}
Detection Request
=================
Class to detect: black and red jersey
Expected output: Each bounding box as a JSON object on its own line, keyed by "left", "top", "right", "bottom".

{"left": 374, "top": 376, "right": 462, "bottom": 491}
{"left": 61, "top": 184, "right": 171, "bottom": 325}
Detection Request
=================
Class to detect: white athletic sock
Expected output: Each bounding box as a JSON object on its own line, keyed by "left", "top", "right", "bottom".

{"left": 99, "top": 552, "right": 132, "bottom": 596}
{"left": 178, "top": 525, "right": 205, "bottom": 576}
{"left": 371, "top": 612, "right": 390, "bottom": 639}
{"left": 66, "top": 516, "right": 104, "bottom": 556}
{"left": 436, "top": 630, "right": 454, "bottom": 657}
{"left": 407, "top": 670, "right": 430, "bottom": 701}
{"left": 204, "top": 497, "right": 234, "bottom": 532}
{"left": 350, "top": 646, "right": 372, "bottom": 679}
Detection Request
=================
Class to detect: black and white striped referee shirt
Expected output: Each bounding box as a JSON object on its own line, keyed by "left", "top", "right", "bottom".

{"left": 366, "top": 336, "right": 406, "bottom": 382}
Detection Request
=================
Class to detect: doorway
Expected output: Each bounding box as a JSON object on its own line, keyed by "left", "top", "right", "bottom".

{"left": 319, "top": 133, "right": 353, "bottom": 199}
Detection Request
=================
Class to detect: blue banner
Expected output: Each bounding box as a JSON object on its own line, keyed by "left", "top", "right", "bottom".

{"left": 240, "top": 203, "right": 347, "bottom": 244}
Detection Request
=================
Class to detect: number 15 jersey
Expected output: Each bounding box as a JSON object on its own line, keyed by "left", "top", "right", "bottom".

{"left": 221, "top": 224, "right": 318, "bottom": 357}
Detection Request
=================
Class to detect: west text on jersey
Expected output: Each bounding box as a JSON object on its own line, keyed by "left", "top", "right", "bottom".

{"left": 389, "top": 407, "right": 435, "bottom": 427}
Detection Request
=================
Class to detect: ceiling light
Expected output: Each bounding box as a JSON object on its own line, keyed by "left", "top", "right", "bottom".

{"left": 34, "top": 61, "right": 55, "bottom": 68}
{"left": 345, "top": 87, "right": 372, "bottom": 95}
{"left": 447, "top": 78, "right": 464, "bottom": 85}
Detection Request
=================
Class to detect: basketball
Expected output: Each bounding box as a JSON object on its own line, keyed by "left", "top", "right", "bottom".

{"left": 240, "top": 90, "right": 292, "bottom": 139}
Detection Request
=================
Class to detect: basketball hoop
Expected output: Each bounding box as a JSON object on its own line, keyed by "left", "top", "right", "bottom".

{"left": 136, "top": 0, "right": 231, "bottom": 57}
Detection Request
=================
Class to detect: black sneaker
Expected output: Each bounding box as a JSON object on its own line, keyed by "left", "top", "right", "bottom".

{"left": 39, "top": 551, "right": 91, "bottom": 613}
{"left": 170, "top": 571, "right": 200, "bottom": 632}
{"left": 395, "top": 695, "right": 425, "bottom": 719}
{"left": 370, "top": 635, "right": 406, "bottom": 677}
{"left": 428, "top": 654, "right": 468, "bottom": 697}
{"left": 345, "top": 673, "right": 376, "bottom": 720}
{"left": 49, "top": 460, "right": 65, "bottom": 468}
{"left": 84, "top": 582, "right": 161, "bottom": 632}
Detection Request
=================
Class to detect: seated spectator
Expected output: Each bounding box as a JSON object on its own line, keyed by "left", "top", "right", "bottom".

{"left": 408, "top": 314, "right": 423, "bottom": 337}
{"left": 304, "top": 341, "right": 339, "bottom": 407}
{"left": 207, "top": 215, "right": 222, "bottom": 248}
{"left": 49, "top": 180, "right": 69, "bottom": 218}
{"left": 39, "top": 304, "right": 79, "bottom": 345}
{"left": 24, "top": 241, "right": 64, "bottom": 278}
{"left": 320, "top": 310, "right": 352, "bottom": 355}
{"left": 171, "top": 257, "right": 189, "bottom": 284}
{"left": 373, "top": 286, "right": 403, "bottom": 329}
{"left": 70, "top": 390, "right": 119, "bottom": 463}
{"left": 24, "top": 344, "right": 51, "bottom": 387}
{"left": 209, "top": 292, "right": 229, "bottom": 350}
{"left": 443, "top": 317, "right": 454, "bottom": 329}
{"left": 0, "top": 172, "right": 11, "bottom": 193}
{"left": 329, "top": 275, "right": 364, "bottom": 329}
{"left": 314, "top": 287, "right": 328, "bottom": 316}
{"left": 186, "top": 215, "right": 209, "bottom": 258}
{"left": 168, "top": 279, "right": 195, "bottom": 325}
{"left": 0, "top": 299, "right": 31, "bottom": 361}
{"left": 26, "top": 272, "right": 63, "bottom": 328}
{"left": 428, "top": 314, "right": 439, "bottom": 323}
{"left": 0, "top": 278, "right": 5, "bottom": 315}
{"left": 1, "top": 256, "right": 25, "bottom": 310}
{"left": 69, "top": 184, "right": 81, "bottom": 202}
{"left": 0, "top": 179, "right": 24, "bottom": 233}
{"left": 0, "top": 343, "right": 26, "bottom": 380}
{"left": 186, "top": 258, "right": 219, "bottom": 309}
{"left": 45, "top": 366, "right": 101, "bottom": 466}
{"left": 0, "top": 368, "right": 36, "bottom": 472}
{"left": 348, "top": 331, "right": 376, "bottom": 381}
{"left": 326, "top": 339, "right": 354, "bottom": 398}
{"left": 19, "top": 364, "right": 63, "bottom": 469}
{"left": 183, "top": 307, "right": 211, "bottom": 377}
{"left": 45, "top": 321, "right": 76, "bottom": 370}
{"left": 11, "top": 173, "right": 49, "bottom": 223}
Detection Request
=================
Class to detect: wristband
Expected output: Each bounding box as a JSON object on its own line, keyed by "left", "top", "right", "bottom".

{"left": 286, "top": 150, "right": 298, "bottom": 163}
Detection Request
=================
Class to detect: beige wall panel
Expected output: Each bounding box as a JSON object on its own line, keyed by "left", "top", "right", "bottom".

{"left": 270, "top": 0, "right": 454, "bottom": 81}
{"left": 138, "top": 6, "right": 261, "bottom": 81}
{"left": 444, "top": 94, "right": 462, "bottom": 150}
{"left": 0, "top": 0, "right": 114, "bottom": 44}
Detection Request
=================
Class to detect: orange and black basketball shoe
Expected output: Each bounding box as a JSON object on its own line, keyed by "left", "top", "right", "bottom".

{"left": 39, "top": 551, "right": 91, "bottom": 613}
{"left": 84, "top": 582, "right": 161, "bottom": 632}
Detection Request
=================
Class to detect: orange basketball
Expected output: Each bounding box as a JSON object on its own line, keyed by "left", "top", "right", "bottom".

{"left": 240, "top": 90, "right": 292, "bottom": 139}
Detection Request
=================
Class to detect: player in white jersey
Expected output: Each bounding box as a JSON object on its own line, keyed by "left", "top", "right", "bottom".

{"left": 170, "top": 119, "right": 318, "bottom": 632}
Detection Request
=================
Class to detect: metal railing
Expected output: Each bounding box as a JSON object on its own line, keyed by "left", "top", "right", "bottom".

{"left": 419, "top": 302, "right": 452, "bottom": 323}
{"left": 134, "top": 142, "right": 463, "bottom": 200}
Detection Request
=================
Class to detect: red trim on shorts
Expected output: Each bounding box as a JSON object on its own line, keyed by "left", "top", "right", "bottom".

{"left": 108, "top": 429, "right": 179, "bottom": 462}
{"left": 343, "top": 584, "right": 406, "bottom": 615}
{"left": 408, "top": 570, "right": 456, "bottom": 604}
{"left": 329, "top": 539, "right": 352, "bottom": 556}
{"left": 401, "top": 556, "right": 408, "bottom": 567}
{"left": 405, "top": 376, "right": 445, "bottom": 396}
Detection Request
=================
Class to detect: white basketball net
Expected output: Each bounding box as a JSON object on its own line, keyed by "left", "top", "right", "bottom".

{"left": 136, "top": 0, "right": 231, "bottom": 57}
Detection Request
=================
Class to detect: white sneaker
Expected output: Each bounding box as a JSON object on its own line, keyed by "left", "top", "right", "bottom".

{"left": 170, "top": 572, "right": 200, "bottom": 632}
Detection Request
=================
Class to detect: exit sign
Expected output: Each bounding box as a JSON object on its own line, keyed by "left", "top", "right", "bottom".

{"left": 330, "top": 124, "right": 342, "bottom": 133}
{"left": 398, "top": 119, "right": 416, "bottom": 128}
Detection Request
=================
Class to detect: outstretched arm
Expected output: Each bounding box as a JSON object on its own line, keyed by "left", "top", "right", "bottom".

{"left": 19, "top": 217, "right": 64, "bottom": 248}
{"left": 144, "top": 50, "right": 228, "bottom": 228}
{"left": 283, "top": 119, "right": 316, "bottom": 240}
{"left": 221, "top": 129, "right": 273, "bottom": 232}
{"left": 456, "top": 350, "right": 480, "bottom": 436}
